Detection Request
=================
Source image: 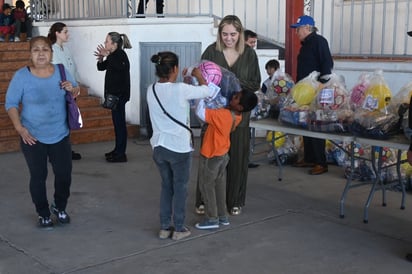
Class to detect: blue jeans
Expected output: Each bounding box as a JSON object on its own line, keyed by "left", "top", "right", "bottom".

{"left": 153, "top": 146, "right": 192, "bottom": 232}
{"left": 111, "top": 97, "right": 128, "bottom": 156}
{"left": 21, "top": 135, "right": 72, "bottom": 217}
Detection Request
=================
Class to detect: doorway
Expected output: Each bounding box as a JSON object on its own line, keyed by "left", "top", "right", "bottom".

{"left": 139, "top": 42, "right": 202, "bottom": 137}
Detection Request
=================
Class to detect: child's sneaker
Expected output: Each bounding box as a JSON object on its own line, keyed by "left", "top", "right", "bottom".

{"left": 14, "top": 36, "right": 20, "bottom": 42}
{"left": 218, "top": 216, "right": 230, "bottom": 226}
{"left": 38, "top": 216, "right": 54, "bottom": 229}
{"left": 195, "top": 219, "right": 219, "bottom": 230}
{"left": 50, "top": 203, "right": 70, "bottom": 224}
{"left": 0, "top": 36, "right": 4, "bottom": 42}
{"left": 172, "top": 227, "right": 191, "bottom": 240}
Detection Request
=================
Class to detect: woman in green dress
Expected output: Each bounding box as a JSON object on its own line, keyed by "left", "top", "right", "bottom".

{"left": 196, "top": 15, "right": 261, "bottom": 215}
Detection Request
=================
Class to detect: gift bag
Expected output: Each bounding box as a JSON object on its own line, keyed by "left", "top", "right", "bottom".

{"left": 279, "top": 71, "right": 320, "bottom": 128}
{"left": 349, "top": 70, "right": 399, "bottom": 139}
{"left": 308, "top": 73, "right": 353, "bottom": 132}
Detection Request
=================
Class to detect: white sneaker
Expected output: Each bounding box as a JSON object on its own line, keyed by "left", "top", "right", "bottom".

{"left": 14, "top": 37, "right": 20, "bottom": 42}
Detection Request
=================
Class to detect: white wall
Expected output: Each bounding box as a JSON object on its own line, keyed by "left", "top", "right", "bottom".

{"left": 334, "top": 60, "right": 412, "bottom": 95}
{"left": 35, "top": 17, "right": 215, "bottom": 125}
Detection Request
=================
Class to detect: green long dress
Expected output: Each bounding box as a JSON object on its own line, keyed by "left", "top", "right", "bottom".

{"left": 201, "top": 43, "right": 261, "bottom": 211}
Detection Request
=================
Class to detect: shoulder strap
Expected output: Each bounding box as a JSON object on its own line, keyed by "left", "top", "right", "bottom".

{"left": 152, "top": 83, "right": 194, "bottom": 147}
{"left": 57, "top": 64, "right": 66, "bottom": 81}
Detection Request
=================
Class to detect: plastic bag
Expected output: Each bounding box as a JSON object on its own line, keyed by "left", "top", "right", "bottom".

{"left": 308, "top": 73, "right": 353, "bottom": 132}
{"left": 362, "top": 70, "right": 392, "bottom": 113}
{"left": 279, "top": 71, "right": 320, "bottom": 128}
{"left": 350, "top": 73, "right": 371, "bottom": 110}
{"left": 290, "top": 71, "right": 320, "bottom": 106}
{"left": 251, "top": 90, "right": 271, "bottom": 120}
{"left": 184, "top": 60, "right": 241, "bottom": 109}
{"left": 349, "top": 71, "right": 399, "bottom": 139}
{"left": 388, "top": 81, "right": 412, "bottom": 140}
{"left": 349, "top": 109, "right": 400, "bottom": 139}
{"left": 262, "top": 70, "right": 294, "bottom": 119}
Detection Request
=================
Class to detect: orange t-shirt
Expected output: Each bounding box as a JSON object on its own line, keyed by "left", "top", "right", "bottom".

{"left": 200, "top": 108, "right": 242, "bottom": 158}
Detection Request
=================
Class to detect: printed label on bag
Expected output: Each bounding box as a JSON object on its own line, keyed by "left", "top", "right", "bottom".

{"left": 319, "top": 88, "right": 334, "bottom": 104}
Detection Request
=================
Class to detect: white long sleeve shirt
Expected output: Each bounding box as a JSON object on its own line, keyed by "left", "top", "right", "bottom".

{"left": 147, "top": 81, "right": 211, "bottom": 153}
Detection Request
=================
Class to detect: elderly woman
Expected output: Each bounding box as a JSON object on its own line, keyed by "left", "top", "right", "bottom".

{"left": 5, "top": 36, "right": 79, "bottom": 228}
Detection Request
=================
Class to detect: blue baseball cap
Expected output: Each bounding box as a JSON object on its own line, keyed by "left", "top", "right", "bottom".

{"left": 290, "top": 15, "right": 315, "bottom": 28}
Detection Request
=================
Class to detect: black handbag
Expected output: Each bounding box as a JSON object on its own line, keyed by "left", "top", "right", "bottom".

{"left": 102, "top": 94, "right": 120, "bottom": 110}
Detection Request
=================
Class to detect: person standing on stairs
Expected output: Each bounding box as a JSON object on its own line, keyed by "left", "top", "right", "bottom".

{"left": 94, "top": 32, "right": 132, "bottom": 163}
{"left": 48, "top": 22, "right": 81, "bottom": 160}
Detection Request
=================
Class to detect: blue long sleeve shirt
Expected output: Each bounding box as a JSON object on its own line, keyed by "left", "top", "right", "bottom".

{"left": 0, "top": 13, "right": 14, "bottom": 26}
{"left": 5, "top": 65, "right": 77, "bottom": 144}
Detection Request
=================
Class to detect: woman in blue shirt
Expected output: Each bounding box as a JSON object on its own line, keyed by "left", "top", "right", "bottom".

{"left": 5, "top": 36, "right": 79, "bottom": 228}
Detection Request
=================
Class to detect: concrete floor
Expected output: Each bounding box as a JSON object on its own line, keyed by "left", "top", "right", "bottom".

{"left": 1, "top": 138, "right": 412, "bottom": 274}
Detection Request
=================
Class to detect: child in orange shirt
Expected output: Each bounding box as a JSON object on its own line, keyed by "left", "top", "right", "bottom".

{"left": 195, "top": 90, "right": 258, "bottom": 229}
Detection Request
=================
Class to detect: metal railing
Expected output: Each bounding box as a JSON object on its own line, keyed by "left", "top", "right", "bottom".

{"left": 28, "top": 0, "right": 412, "bottom": 58}
{"left": 312, "top": 0, "right": 412, "bottom": 57}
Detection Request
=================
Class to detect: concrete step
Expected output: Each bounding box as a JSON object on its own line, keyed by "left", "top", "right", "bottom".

{"left": 0, "top": 41, "right": 30, "bottom": 51}
{"left": 0, "top": 50, "right": 31, "bottom": 62}
{"left": 0, "top": 60, "right": 30, "bottom": 72}
{"left": 70, "top": 125, "right": 139, "bottom": 145}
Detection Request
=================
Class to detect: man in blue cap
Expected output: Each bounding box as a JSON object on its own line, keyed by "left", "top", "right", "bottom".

{"left": 290, "top": 15, "right": 334, "bottom": 175}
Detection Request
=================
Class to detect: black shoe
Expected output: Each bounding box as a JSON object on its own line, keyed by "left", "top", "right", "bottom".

{"left": 406, "top": 253, "right": 412, "bottom": 262}
{"left": 38, "top": 216, "right": 54, "bottom": 229}
{"left": 105, "top": 150, "right": 115, "bottom": 159}
{"left": 106, "top": 154, "right": 128, "bottom": 163}
{"left": 50, "top": 203, "right": 71, "bottom": 224}
{"left": 72, "top": 151, "right": 81, "bottom": 160}
{"left": 248, "top": 163, "right": 260, "bottom": 168}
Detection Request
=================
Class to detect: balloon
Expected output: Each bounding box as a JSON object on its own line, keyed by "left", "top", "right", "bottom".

{"left": 198, "top": 61, "right": 222, "bottom": 86}
{"left": 266, "top": 131, "right": 285, "bottom": 148}
{"left": 292, "top": 82, "right": 316, "bottom": 106}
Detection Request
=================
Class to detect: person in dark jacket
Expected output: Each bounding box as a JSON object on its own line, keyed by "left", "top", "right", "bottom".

{"left": 94, "top": 32, "right": 132, "bottom": 162}
{"left": 405, "top": 31, "right": 412, "bottom": 263}
{"left": 290, "top": 15, "right": 334, "bottom": 175}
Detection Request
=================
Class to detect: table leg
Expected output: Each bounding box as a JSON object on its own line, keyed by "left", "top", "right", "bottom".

{"left": 339, "top": 141, "right": 355, "bottom": 218}
{"left": 397, "top": 149, "right": 406, "bottom": 210}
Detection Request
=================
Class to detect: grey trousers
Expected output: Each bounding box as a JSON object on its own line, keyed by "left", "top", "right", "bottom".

{"left": 198, "top": 154, "right": 230, "bottom": 220}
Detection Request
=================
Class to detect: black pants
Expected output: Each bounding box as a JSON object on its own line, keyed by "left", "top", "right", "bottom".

{"left": 21, "top": 135, "right": 72, "bottom": 217}
{"left": 112, "top": 97, "right": 128, "bottom": 156}
{"left": 303, "top": 136, "right": 326, "bottom": 166}
{"left": 138, "top": 0, "right": 164, "bottom": 14}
